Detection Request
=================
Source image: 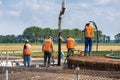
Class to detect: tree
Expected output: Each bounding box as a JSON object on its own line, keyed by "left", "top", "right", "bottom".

{"left": 0, "top": 35, "right": 15, "bottom": 43}
{"left": 61, "top": 29, "right": 70, "bottom": 38}
{"left": 0, "top": 26, "right": 109, "bottom": 43}
{"left": 115, "top": 33, "right": 120, "bottom": 43}
{"left": 15, "top": 35, "right": 24, "bottom": 43}
{"left": 94, "top": 30, "right": 102, "bottom": 43}
{"left": 42, "top": 28, "right": 52, "bottom": 39}
{"left": 99, "top": 35, "right": 110, "bottom": 43}
{"left": 23, "top": 26, "right": 42, "bottom": 43}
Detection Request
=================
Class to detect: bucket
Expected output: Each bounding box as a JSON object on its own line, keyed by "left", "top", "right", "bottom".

{"left": 61, "top": 51, "right": 65, "bottom": 59}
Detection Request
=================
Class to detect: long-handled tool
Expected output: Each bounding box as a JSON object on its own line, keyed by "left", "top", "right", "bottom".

{"left": 51, "top": 50, "right": 55, "bottom": 66}
{"left": 89, "top": 21, "right": 98, "bottom": 52}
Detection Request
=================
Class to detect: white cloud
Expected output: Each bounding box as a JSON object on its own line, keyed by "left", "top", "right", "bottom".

{"left": 79, "top": 3, "right": 89, "bottom": 8}
{"left": 106, "top": 11, "right": 120, "bottom": 21}
{"left": 33, "top": 16, "right": 42, "bottom": 25}
{"left": 94, "top": 0, "right": 120, "bottom": 6}
{"left": 0, "top": 10, "right": 3, "bottom": 16}
{"left": 0, "top": 0, "right": 3, "bottom": 16}
{"left": 0, "top": 0, "right": 2, "bottom": 5}
{"left": 0, "top": 0, "right": 119, "bottom": 39}
{"left": 22, "top": 0, "right": 57, "bottom": 12}
{"left": 95, "top": 0, "right": 111, "bottom": 5}
{"left": 8, "top": 10, "right": 20, "bottom": 17}
{"left": 24, "top": 0, "right": 40, "bottom": 10}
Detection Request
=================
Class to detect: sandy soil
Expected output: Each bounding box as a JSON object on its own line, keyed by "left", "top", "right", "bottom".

{"left": 0, "top": 45, "right": 119, "bottom": 51}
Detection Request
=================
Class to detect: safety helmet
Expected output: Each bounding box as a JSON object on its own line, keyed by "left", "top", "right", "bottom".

{"left": 86, "top": 23, "right": 90, "bottom": 26}
{"left": 49, "top": 36, "right": 53, "bottom": 40}
{"left": 25, "top": 39, "right": 29, "bottom": 43}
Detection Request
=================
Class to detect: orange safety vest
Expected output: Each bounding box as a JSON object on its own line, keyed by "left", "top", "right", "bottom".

{"left": 85, "top": 26, "right": 94, "bottom": 38}
{"left": 43, "top": 39, "right": 52, "bottom": 51}
{"left": 66, "top": 37, "right": 75, "bottom": 49}
{"left": 24, "top": 44, "right": 31, "bottom": 55}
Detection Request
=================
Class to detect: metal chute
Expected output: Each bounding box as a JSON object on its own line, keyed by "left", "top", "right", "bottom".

{"left": 58, "top": 0, "right": 66, "bottom": 66}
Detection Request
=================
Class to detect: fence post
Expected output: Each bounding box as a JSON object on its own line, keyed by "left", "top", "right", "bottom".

{"left": 5, "top": 70, "right": 8, "bottom": 80}
{"left": 6, "top": 50, "right": 9, "bottom": 66}
{"left": 0, "top": 50, "right": 3, "bottom": 63}
{"left": 75, "top": 67, "right": 80, "bottom": 80}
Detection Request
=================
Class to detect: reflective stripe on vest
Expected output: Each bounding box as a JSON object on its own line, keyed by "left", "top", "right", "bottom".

{"left": 66, "top": 38, "right": 75, "bottom": 49}
{"left": 24, "top": 44, "right": 31, "bottom": 55}
{"left": 85, "top": 26, "right": 94, "bottom": 38}
{"left": 43, "top": 39, "right": 52, "bottom": 51}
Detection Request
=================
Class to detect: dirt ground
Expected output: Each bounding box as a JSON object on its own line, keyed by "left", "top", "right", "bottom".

{"left": 0, "top": 66, "right": 120, "bottom": 80}
{"left": 0, "top": 52, "right": 120, "bottom": 80}
{"left": 0, "top": 44, "right": 120, "bottom": 80}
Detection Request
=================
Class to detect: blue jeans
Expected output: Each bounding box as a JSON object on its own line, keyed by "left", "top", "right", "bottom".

{"left": 23, "top": 55, "right": 31, "bottom": 67}
{"left": 84, "top": 37, "right": 93, "bottom": 55}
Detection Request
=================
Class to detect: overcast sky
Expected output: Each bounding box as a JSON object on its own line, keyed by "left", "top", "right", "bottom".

{"left": 0, "top": 0, "right": 120, "bottom": 39}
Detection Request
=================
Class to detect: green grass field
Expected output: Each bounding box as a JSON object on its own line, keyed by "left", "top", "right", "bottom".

{"left": 0, "top": 42, "right": 120, "bottom": 46}
{"left": 0, "top": 43, "right": 120, "bottom": 58}
{"left": 8, "top": 50, "right": 120, "bottom": 58}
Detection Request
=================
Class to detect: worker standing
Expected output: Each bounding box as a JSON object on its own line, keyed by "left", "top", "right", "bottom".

{"left": 61, "top": 36, "right": 75, "bottom": 58}
{"left": 23, "top": 39, "right": 31, "bottom": 67}
{"left": 42, "top": 36, "right": 53, "bottom": 67}
{"left": 66, "top": 36, "right": 75, "bottom": 57}
{"left": 82, "top": 23, "right": 95, "bottom": 56}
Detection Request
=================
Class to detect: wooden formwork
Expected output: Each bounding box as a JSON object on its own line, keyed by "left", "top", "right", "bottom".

{"left": 68, "top": 56, "right": 120, "bottom": 71}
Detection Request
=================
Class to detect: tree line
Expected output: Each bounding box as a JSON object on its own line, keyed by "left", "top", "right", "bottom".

{"left": 0, "top": 26, "right": 119, "bottom": 43}
{"left": 115, "top": 33, "right": 120, "bottom": 43}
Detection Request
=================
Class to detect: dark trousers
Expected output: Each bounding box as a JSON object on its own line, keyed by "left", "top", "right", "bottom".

{"left": 44, "top": 51, "right": 51, "bottom": 66}
{"left": 67, "top": 48, "right": 74, "bottom": 58}
{"left": 64, "top": 48, "right": 74, "bottom": 64}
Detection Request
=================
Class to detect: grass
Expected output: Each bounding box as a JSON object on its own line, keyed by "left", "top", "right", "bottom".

{"left": 9, "top": 51, "right": 58, "bottom": 58}
{"left": 8, "top": 50, "right": 120, "bottom": 58}
{"left": 0, "top": 42, "right": 120, "bottom": 46}
{"left": 94, "top": 43, "right": 120, "bottom": 46}
{"left": 92, "top": 51, "right": 120, "bottom": 55}
{"left": 0, "top": 43, "right": 24, "bottom": 46}
{"left": 0, "top": 43, "right": 119, "bottom": 58}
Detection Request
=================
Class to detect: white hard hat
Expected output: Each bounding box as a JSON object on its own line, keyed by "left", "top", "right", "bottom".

{"left": 49, "top": 36, "right": 53, "bottom": 39}
{"left": 25, "top": 39, "right": 29, "bottom": 43}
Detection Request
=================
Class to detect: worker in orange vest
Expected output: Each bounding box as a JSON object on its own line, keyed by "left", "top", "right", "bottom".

{"left": 42, "top": 36, "right": 53, "bottom": 67}
{"left": 60, "top": 36, "right": 75, "bottom": 58}
{"left": 82, "top": 23, "right": 95, "bottom": 56}
{"left": 23, "top": 39, "right": 31, "bottom": 67}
